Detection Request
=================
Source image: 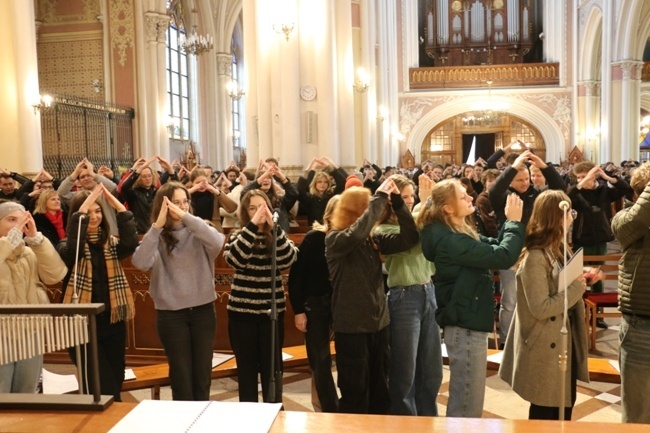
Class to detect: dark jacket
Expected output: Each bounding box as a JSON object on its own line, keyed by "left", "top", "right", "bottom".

{"left": 297, "top": 168, "right": 347, "bottom": 225}
{"left": 242, "top": 179, "right": 299, "bottom": 234}
{"left": 120, "top": 171, "right": 172, "bottom": 234}
{"left": 33, "top": 211, "right": 68, "bottom": 246}
{"left": 568, "top": 178, "right": 630, "bottom": 246}
{"left": 488, "top": 165, "right": 566, "bottom": 229}
{"left": 288, "top": 229, "right": 331, "bottom": 314}
{"left": 612, "top": 184, "right": 650, "bottom": 316}
{"left": 421, "top": 220, "right": 525, "bottom": 332}
{"left": 325, "top": 193, "right": 419, "bottom": 333}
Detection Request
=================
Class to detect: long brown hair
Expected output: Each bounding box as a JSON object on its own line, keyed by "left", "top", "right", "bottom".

{"left": 237, "top": 189, "right": 274, "bottom": 253}
{"left": 416, "top": 178, "right": 478, "bottom": 239}
{"left": 518, "top": 189, "right": 572, "bottom": 265}
{"left": 151, "top": 182, "right": 192, "bottom": 254}
{"left": 377, "top": 174, "right": 414, "bottom": 226}
{"left": 68, "top": 191, "right": 110, "bottom": 246}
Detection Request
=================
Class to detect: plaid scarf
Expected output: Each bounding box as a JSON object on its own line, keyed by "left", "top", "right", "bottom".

{"left": 63, "top": 229, "right": 135, "bottom": 323}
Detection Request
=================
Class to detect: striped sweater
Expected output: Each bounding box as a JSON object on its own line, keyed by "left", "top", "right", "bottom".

{"left": 224, "top": 221, "right": 298, "bottom": 319}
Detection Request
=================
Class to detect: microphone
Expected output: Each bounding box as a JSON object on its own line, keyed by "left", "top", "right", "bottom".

{"left": 558, "top": 200, "right": 570, "bottom": 211}
{"left": 272, "top": 208, "right": 280, "bottom": 223}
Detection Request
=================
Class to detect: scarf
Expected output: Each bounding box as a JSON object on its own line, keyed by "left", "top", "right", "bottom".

{"left": 63, "top": 228, "right": 135, "bottom": 323}
{"left": 44, "top": 210, "right": 66, "bottom": 241}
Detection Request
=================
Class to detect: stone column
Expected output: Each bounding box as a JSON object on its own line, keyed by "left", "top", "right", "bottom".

{"left": 613, "top": 60, "right": 643, "bottom": 162}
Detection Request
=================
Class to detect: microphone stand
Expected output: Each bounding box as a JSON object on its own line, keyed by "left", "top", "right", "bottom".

{"left": 266, "top": 211, "right": 282, "bottom": 403}
{"left": 558, "top": 203, "right": 570, "bottom": 420}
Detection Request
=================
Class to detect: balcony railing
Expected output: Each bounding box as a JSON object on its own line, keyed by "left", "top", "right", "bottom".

{"left": 409, "top": 62, "right": 560, "bottom": 90}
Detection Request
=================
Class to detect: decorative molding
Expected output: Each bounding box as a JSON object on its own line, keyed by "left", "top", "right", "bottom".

{"left": 581, "top": 80, "right": 601, "bottom": 96}
{"left": 399, "top": 98, "right": 437, "bottom": 138}
{"left": 37, "top": 30, "right": 103, "bottom": 43}
{"left": 517, "top": 93, "right": 572, "bottom": 141}
{"left": 615, "top": 60, "right": 645, "bottom": 80}
{"left": 156, "top": 16, "right": 170, "bottom": 43}
{"left": 144, "top": 12, "right": 159, "bottom": 42}
{"left": 109, "top": 0, "right": 134, "bottom": 67}
{"left": 579, "top": 0, "right": 601, "bottom": 29}
{"left": 217, "top": 53, "right": 233, "bottom": 76}
{"left": 39, "top": 0, "right": 101, "bottom": 24}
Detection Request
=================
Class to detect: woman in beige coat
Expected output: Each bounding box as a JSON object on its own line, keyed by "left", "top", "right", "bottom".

{"left": 498, "top": 190, "right": 589, "bottom": 420}
{"left": 0, "top": 201, "right": 67, "bottom": 393}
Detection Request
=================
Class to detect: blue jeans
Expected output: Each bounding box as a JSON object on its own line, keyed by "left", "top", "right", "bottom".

{"left": 0, "top": 354, "right": 42, "bottom": 393}
{"left": 620, "top": 313, "right": 650, "bottom": 423}
{"left": 498, "top": 268, "right": 516, "bottom": 341}
{"left": 157, "top": 302, "right": 216, "bottom": 401}
{"left": 444, "top": 325, "right": 488, "bottom": 418}
{"left": 388, "top": 281, "right": 442, "bottom": 416}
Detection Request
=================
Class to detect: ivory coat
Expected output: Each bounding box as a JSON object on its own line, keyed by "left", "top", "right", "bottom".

{"left": 499, "top": 249, "right": 589, "bottom": 407}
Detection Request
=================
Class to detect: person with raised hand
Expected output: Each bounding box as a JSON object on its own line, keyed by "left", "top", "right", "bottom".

{"left": 131, "top": 181, "right": 224, "bottom": 401}
{"left": 58, "top": 183, "right": 137, "bottom": 402}
{"left": 297, "top": 156, "right": 347, "bottom": 225}
{"left": 419, "top": 181, "right": 525, "bottom": 418}
{"left": 326, "top": 176, "right": 419, "bottom": 414}
{"left": 0, "top": 202, "right": 67, "bottom": 394}
{"left": 187, "top": 167, "right": 237, "bottom": 232}
{"left": 224, "top": 189, "right": 298, "bottom": 403}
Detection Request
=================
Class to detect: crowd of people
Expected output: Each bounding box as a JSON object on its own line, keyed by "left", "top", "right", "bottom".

{"left": 0, "top": 145, "right": 648, "bottom": 424}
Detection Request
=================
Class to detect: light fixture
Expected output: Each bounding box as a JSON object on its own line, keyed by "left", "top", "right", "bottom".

{"left": 91, "top": 79, "right": 103, "bottom": 94}
{"left": 353, "top": 67, "right": 369, "bottom": 93}
{"left": 377, "top": 105, "right": 388, "bottom": 121}
{"left": 32, "top": 94, "right": 53, "bottom": 114}
{"left": 462, "top": 80, "right": 508, "bottom": 126}
{"left": 179, "top": 9, "right": 213, "bottom": 56}
{"left": 273, "top": 23, "right": 294, "bottom": 41}
{"left": 227, "top": 81, "right": 245, "bottom": 101}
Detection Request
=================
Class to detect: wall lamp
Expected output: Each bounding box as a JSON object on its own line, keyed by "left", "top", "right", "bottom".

{"left": 273, "top": 23, "right": 294, "bottom": 41}
{"left": 32, "top": 94, "right": 53, "bottom": 114}
{"left": 353, "top": 67, "right": 369, "bottom": 93}
{"left": 227, "top": 81, "right": 245, "bottom": 101}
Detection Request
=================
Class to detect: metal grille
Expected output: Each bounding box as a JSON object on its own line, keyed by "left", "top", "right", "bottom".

{"left": 40, "top": 95, "right": 135, "bottom": 178}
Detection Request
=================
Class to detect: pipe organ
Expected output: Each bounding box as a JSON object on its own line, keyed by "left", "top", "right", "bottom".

{"left": 425, "top": 0, "right": 538, "bottom": 66}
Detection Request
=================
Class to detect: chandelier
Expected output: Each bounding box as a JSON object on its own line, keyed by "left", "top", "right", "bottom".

{"left": 180, "top": 25, "right": 213, "bottom": 55}
{"left": 462, "top": 80, "right": 508, "bottom": 126}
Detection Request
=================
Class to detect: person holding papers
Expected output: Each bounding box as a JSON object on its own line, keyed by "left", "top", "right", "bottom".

{"left": 131, "top": 182, "right": 225, "bottom": 401}
{"left": 499, "top": 190, "right": 589, "bottom": 420}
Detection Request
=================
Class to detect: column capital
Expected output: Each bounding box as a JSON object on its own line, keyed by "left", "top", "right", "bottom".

{"left": 613, "top": 60, "right": 644, "bottom": 80}
{"left": 156, "top": 15, "right": 170, "bottom": 43}
{"left": 144, "top": 12, "right": 160, "bottom": 42}
{"left": 216, "top": 53, "right": 233, "bottom": 76}
{"left": 579, "top": 80, "right": 601, "bottom": 96}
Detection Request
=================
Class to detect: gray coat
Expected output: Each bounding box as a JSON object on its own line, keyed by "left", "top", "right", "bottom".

{"left": 499, "top": 249, "right": 589, "bottom": 407}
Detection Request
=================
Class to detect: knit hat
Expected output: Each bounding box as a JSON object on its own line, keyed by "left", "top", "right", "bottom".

{"left": 344, "top": 174, "right": 363, "bottom": 189}
{"left": 0, "top": 202, "right": 25, "bottom": 220}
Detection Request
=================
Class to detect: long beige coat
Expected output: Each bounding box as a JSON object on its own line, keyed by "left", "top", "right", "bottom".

{"left": 499, "top": 249, "right": 589, "bottom": 407}
{"left": 0, "top": 235, "right": 67, "bottom": 305}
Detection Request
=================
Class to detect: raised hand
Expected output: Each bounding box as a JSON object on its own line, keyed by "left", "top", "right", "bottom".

{"left": 504, "top": 193, "right": 523, "bottom": 222}
{"left": 20, "top": 212, "right": 38, "bottom": 238}
{"left": 164, "top": 196, "right": 186, "bottom": 221}
{"left": 377, "top": 177, "right": 399, "bottom": 196}
{"left": 130, "top": 157, "right": 146, "bottom": 172}
{"left": 78, "top": 184, "right": 103, "bottom": 214}
{"left": 251, "top": 200, "right": 273, "bottom": 227}
{"left": 99, "top": 184, "right": 127, "bottom": 212}
{"left": 157, "top": 156, "right": 174, "bottom": 174}
{"left": 418, "top": 174, "right": 434, "bottom": 203}
{"left": 154, "top": 197, "right": 169, "bottom": 228}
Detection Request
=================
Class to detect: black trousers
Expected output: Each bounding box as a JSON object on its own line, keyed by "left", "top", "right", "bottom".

{"left": 334, "top": 326, "right": 390, "bottom": 415}
{"left": 69, "top": 313, "right": 126, "bottom": 402}
{"left": 304, "top": 295, "right": 339, "bottom": 412}
{"left": 228, "top": 313, "right": 284, "bottom": 403}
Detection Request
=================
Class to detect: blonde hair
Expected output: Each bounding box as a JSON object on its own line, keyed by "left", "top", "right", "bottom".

{"left": 312, "top": 195, "right": 339, "bottom": 233}
{"left": 330, "top": 187, "right": 371, "bottom": 231}
{"left": 416, "top": 178, "right": 478, "bottom": 239}
{"left": 133, "top": 166, "right": 160, "bottom": 189}
{"left": 34, "top": 189, "right": 60, "bottom": 214}
{"left": 378, "top": 174, "right": 414, "bottom": 226}
{"left": 630, "top": 162, "right": 650, "bottom": 196}
{"left": 309, "top": 171, "right": 332, "bottom": 197}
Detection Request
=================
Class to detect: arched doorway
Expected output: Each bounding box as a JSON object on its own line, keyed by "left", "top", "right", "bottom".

{"left": 421, "top": 113, "right": 546, "bottom": 164}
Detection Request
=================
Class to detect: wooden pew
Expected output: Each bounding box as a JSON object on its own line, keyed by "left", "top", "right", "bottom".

{"left": 583, "top": 254, "right": 622, "bottom": 352}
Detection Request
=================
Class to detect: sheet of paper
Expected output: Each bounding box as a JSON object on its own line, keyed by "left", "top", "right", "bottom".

{"left": 124, "top": 368, "right": 136, "bottom": 381}
{"left": 440, "top": 343, "right": 448, "bottom": 358}
{"left": 558, "top": 248, "right": 584, "bottom": 289}
{"left": 487, "top": 351, "right": 504, "bottom": 364}
{"left": 109, "top": 400, "right": 282, "bottom": 433}
{"left": 41, "top": 368, "right": 79, "bottom": 395}
{"left": 609, "top": 359, "right": 620, "bottom": 372}
{"left": 281, "top": 351, "right": 293, "bottom": 361}
{"left": 212, "top": 352, "right": 235, "bottom": 368}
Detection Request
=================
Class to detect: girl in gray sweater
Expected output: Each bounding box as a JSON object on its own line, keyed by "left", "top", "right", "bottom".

{"left": 132, "top": 182, "right": 225, "bottom": 401}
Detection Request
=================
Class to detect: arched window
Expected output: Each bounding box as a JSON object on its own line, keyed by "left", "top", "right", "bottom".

{"left": 166, "top": 19, "right": 194, "bottom": 141}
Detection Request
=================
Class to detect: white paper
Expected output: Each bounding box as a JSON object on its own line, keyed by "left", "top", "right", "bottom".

{"left": 109, "top": 400, "right": 282, "bottom": 433}
{"left": 558, "top": 247, "right": 583, "bottom": 289}
{"left": 124, "top": 368, "right": 136, "bottom": 381}
{"left": 41, "top": 368, "right": 79, "bottom": 395}
{"left": 487, "top": 351, "right": 504, "bottom": 364}
{"left": 609, "top": 359, "right": 620, "bottom": 372}
{"left": 212, "top": 352, "right": 235, "bottom": 368}
{"left": 281, "top": 351, "right": 293, "bottom": 361}
{"left": 440, "top": 343, "right": 448, "bottom": 358}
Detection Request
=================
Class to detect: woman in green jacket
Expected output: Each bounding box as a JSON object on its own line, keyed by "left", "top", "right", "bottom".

{"left": 418, "top": 178, "right": 524, "bottom": 418}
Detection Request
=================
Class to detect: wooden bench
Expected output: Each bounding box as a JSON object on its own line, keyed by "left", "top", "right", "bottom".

{"left": 583, "top": 254, "right": 621, "bottom": 352}
{"left": 122, "top": 343, "right": 335, "bottom": 400}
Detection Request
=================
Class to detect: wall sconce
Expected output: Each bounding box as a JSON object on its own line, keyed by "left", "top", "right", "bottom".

{"left": 273, "top": 23, "right": 294, "bottom": 41}
{"left": 391, "top": 127, "right": 404, "bottom": 142}
{"left": 227, "top": 81, "right": 245, "bottom": 100}
{"left": 353, "top": 68, "right": 370, "bottom": 93}
{"left": 377, "top": 105, "right": 388, "bottom": 121}
{"left": 91, "top": 79, "right": 103, "bottom": 94}
{"left": 32, "top": 94, "right": 53, "bottom": 114}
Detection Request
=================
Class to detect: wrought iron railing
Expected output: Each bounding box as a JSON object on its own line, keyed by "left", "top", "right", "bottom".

{"left": 39, "top": 95, "right": 135, "bottom": 178}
